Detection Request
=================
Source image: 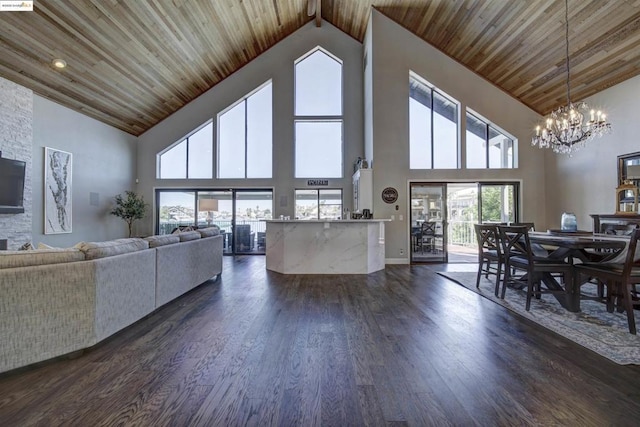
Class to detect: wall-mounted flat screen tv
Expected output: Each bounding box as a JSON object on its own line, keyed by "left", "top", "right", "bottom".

{"left": 0, "top": 157, "right": 26, "bottom": 214}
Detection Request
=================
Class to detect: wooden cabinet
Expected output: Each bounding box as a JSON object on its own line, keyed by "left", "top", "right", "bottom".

{"left": 590, "top": 214, "right": 640, "bottom": 235}
{"left": 353, "top": 168, "right": 372, "bottom": 213}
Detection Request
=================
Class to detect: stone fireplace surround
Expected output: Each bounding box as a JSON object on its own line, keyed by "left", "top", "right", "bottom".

{"left": 0, "top": 76, "right": 33, "bottom": 250}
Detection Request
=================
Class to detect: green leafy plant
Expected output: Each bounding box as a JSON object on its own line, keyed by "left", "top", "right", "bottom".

{"left": 110, "top": 191, "right": 149, "bottom": 237}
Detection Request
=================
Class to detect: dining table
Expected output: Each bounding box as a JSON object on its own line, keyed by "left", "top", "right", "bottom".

{"left": 527, "top": 231, "right": 628, "bottom": 312}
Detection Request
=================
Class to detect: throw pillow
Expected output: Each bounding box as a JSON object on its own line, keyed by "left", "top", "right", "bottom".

{"left": 171, "top": 226, "right": 196, "bottom": 234}
{"left": 19, "top": 242, "right": 34, "bottom": 251}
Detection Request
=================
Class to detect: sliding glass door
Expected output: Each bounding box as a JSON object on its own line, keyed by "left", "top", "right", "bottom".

{"left": 479, "top": 183, "right": 516, "bottom": 223}
{"left": 410, "top": 183, "right": 447, "bottom": 263}
{"left": 233, "top": 190, "right": 273, "bottom": 254}
{"left": 446, "top": 183, "right": 478, "bottom": 262}
{"left": 156, "top": 188, "right": 273, "bottom": 255}
{"left": 198, "top": 190, "right": 233, "bottom": 254}
{"left": 409, "top": 181, "right": 519, "bottom": 263}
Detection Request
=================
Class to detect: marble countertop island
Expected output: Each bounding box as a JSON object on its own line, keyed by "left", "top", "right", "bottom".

{"left": 265, "top": 219, "right": 389, "bottom": 274}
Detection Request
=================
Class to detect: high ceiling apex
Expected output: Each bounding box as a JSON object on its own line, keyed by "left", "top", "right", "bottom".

{"left": 1, "top": 0, "right": 639, "bottom": 136}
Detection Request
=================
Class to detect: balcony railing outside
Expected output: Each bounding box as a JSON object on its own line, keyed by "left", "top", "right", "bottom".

{"left": 159, "top": 219, "right": 267, "bottom": 233}
{"left": 447, "top": 220, "right": 477, "bottom": 248}
{"left": 158, "top": 219, "right": 267, "bottom": 253}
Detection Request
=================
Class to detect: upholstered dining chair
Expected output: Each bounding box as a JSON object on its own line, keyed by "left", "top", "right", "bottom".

{"left": 474, "top": 224, "right": 504, "bottom": 296}
{"left": 498, "top": 225, "right": 573, "bottom": 311}
{"left": 573, "top": 228, "right": 640, "bottom": 334}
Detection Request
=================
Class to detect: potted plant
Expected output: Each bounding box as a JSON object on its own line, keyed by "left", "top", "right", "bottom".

{"left": 110, "top": 191, "right": 149, "bottom": 237}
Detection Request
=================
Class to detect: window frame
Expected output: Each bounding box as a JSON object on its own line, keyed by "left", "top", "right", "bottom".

{"left": 157, "top": 120, "right": 213, "bottom": 179}
{"left": 465, "top": 109, "right": 516, "bottom": 169}
{"left": 217, "top": 80, "right": 273, "bottom": 179}
{"left": 294, "top": 47, "right": 344, "bottom": 179}
{"left": 409, "top": 72, "right": 460, "bottom": 170}
{"left": 294, "top": 188, "right": 343, "bottom": 220}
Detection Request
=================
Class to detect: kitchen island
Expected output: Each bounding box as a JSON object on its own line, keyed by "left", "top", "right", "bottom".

{"left": 265, "top": 219, "right": 388, "bottom": 274}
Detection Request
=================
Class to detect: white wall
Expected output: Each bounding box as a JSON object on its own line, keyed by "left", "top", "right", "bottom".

{"left": 545, "top": 74, "right": 640, "bottom": 231}
{"left": 136, "top": 20, "right": 364, "bottom": 237}
{"left": 367, "top": 10, "right": 546, "bottom": 262}
{"left": 32, "top": 96, "right": 138, "bottom": 246}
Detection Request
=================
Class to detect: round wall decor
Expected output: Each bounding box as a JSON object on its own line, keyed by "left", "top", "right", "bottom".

{"left": 381, "top": 187, "right": 398, "bottom": 204}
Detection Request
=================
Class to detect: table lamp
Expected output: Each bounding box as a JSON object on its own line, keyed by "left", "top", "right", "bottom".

{"left": 199, "top": 199, "right": 218, "bottom": 226}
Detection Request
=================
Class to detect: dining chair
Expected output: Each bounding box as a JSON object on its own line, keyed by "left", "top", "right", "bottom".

{"left": 498, "top": 225, "right": 573, "bottom": 311}
{"left": 514, "top": 222, "right": 535, "bottom": 231}
{"left": 419, "top": 221, "right": 437, "bottom": 253}
{"left": 513, "top": 222, "right": 551, "bottom": 257}
{"left": 474, "top": 224, "right": 504, "bottom": 296}
{"left": 411, "top": 225, "right": 421, "bottom": 252}
{"left": 573, "top": 228, "right": 640, "bottom": 334}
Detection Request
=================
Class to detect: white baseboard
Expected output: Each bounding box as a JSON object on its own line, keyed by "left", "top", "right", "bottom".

{"left": 385, "top": 257, "right": 409, "bottom": 265}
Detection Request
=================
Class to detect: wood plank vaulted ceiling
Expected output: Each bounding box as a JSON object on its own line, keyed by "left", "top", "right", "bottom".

{"left": 1, "top": 0, "right": 640, "bottom": 136}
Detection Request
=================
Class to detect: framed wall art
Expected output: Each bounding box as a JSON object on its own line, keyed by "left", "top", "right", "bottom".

{"left": 44, "top": 147, "right": 72, "bottom": 234}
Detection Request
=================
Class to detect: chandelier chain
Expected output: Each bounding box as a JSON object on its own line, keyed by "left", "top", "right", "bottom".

{"left": 531, "top": 0, "right": 611, "bottom": 155}
{"left": 564, "top": 0, "right": 571, "bottom": 106}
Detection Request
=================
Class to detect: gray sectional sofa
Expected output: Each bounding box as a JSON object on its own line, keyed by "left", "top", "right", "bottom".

{"left": 0, "top": 228, "right": 223, "bottom": 374}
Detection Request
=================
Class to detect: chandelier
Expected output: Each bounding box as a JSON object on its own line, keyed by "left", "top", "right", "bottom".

{"left": 531, "top": 0, "right": 611, "bottom": 155}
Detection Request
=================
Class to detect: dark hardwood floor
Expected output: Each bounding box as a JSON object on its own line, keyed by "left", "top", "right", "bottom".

{"left": 2, "top": 257, "right": 640, "bottom": 426}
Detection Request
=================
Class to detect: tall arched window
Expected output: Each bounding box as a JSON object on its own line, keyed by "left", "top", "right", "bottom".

{"left": 294, "top": 48, "right": 343, "bottom": 178}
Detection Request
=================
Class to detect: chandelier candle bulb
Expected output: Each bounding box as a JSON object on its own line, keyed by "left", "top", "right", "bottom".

{"left": 531, "top": 0, "right": 612, "bottom": 155}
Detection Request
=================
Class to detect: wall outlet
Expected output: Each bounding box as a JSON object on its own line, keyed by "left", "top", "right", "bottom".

{"left": 400, "top": 248, "right": 404, "bottom": 255}
{"left": 391, "top": 214, "right": 395, "bottom": 220}
{"left": 399, "top": 214, "right": 403, "bottom": 221}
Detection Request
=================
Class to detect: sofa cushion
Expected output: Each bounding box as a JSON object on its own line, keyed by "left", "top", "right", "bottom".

{"left": 0, "top": 248, "right": 85, "bottom": 269}
{"left": 177, "top": 231, "right": 201, "bottom": 242}
{"left": 76, "top": 238, "right": 149, "bottom": 260}
{"left": 144, "top": 234, "right": 180, "bottom": 248}
{"left": 197, "top": 227, "right": 221, "bottom": 238}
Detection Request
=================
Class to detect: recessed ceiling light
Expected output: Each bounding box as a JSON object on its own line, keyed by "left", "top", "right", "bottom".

{"left": 52, "top": 59, "right": 67, "bottom": 69}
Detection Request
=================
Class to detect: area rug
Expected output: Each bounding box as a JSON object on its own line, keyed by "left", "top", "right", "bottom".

{"left": 437, "top": 271, "right": 640, "bottom": 365}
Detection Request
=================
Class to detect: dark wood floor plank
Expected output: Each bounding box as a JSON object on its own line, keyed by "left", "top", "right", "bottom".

{"left": 320, "top": 290, "right": 364, "bottom": 426}
{"left": 128, "top": 382, "right": 213, "bottom": 426}
{"left": 399, "top": 269, "right": 612, "bottom": 425}
{"left": 1, "top": 257, "right": 640, "bottom": 426}
{"left": 356, "top": 385, "right": 387, "bottom": 427}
